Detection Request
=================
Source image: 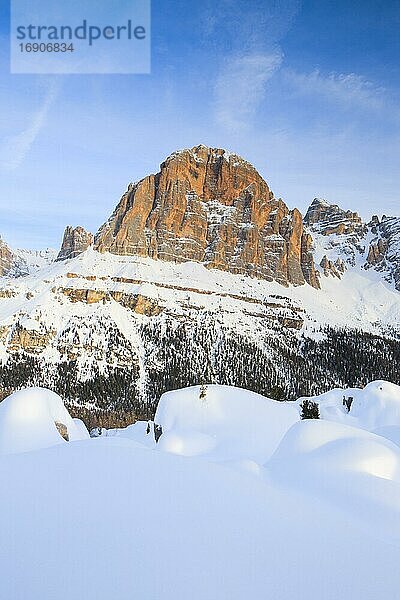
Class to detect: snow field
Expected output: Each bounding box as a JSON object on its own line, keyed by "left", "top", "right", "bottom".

{"left": 1, "top": 383, "right": 400, "bottom": 599}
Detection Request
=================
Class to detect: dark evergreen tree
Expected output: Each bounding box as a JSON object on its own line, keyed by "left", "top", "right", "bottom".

{"left": 300, "top": 400, "right": 320, "bottom": 420}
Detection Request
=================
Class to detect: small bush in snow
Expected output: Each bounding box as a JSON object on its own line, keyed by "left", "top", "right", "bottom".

{"left": 199, "top": 384, "right": 208, "bottom": 401}
{"left": 300, "top": 400, "right": 320, "bottom": 420}
{"left": 342, "top": 396, "right": 353, "bottom": 413}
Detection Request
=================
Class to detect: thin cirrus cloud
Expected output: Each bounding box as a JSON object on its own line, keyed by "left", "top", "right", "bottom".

{"left": 283, "top": 68, "right": 397, "bottom": 117}
{"left": 0, "top": 80, "right": 58, "bottom": 171}
{"left": 214, "top": 50, "right": 283, "bottom": 131}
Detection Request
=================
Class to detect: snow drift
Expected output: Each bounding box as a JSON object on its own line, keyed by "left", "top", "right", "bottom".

{"left": 297, "top": 380, "right": 400, "bottom": 435}
{"left": 0, "top": 387, "right": 89, "bottom": 455}
{"left": 155, "top": 384, "right": 299, "bottom": 462}
{"left": 1, "top": 383, "right": 400, "bottom": 599}
{"left": 268, "top": 418, "right": 400, "bottom": 539}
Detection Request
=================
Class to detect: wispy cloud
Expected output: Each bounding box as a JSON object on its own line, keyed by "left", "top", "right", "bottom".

{"left": 215, "top": 50, "right": 283, "bottom": 131}
{"left": 205, "top": 0, "right": 300, "bottom": 132}
{"left": 0, "top": 80, "right": 58, "bottom": 171}
{"left": 284, "top": 69, "right": 391, "bottom": 114}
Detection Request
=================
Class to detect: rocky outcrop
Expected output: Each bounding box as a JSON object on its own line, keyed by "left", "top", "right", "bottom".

{"left": 320, "top": 256, "right": 346, "bottom": 279}
{"left": 301, "top": 233, "right": 320, "bottom": 288}
{"left": 304, "top": 198, "right": 367, "bottom": 270}
{"left": 56, "top": 226, "right": 93, "bottom": 261}
{"left": 366, "top": 238, "right": 388, "bottom": 266}
{"left": 0, "top": 237, "right": 15, "bottom": 276}
{"left": 95, "top": 145, "right": 319, "bottom": 288}
{"left": 58, "top": 287, "right": 164, "bottom": 316}
{"left": 8, "top": 323, "right": 56, "bottom": 354}
{"left": 304, "top": 198, "right": 365, "bottom": 236}
{"left": 366, "top": 216, "right": 400, "bottom": 290}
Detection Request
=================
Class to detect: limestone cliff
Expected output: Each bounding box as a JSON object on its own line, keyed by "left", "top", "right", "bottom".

{"left": 57, "top": 226, "right": 93, "bottom": 261}
{"left": 95, "top": 145, "right": 319, "bottom": 288}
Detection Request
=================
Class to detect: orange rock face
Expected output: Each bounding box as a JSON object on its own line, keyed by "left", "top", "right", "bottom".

{"left": 95, "top": 145, "right": 319, "bottom": 288}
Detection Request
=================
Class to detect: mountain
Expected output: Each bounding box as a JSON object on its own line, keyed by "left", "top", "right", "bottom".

{"left": 366, "top": 215, "right": 400, "bottom": 290}
{"left": 0, "top": 146, "right": 398, "bottom": 427}
{"left": 0, "top": 236, "right": 56, "bottom": 278}
{"left": 95, "top": 145, "right": 319, "bottom": 288}
{"left": 305, "top": 198, "right": 400, "bottom": 290}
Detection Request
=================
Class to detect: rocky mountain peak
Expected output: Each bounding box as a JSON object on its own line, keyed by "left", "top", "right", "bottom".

{"left": 94, "top": 145, "right": 319, "bottom": 288}
{"left": 304, "top": 198, "right": 368, "bottom": 276}
{"left": 56, "top": 226, "right": 94, "bottom": 261}
{"left": 304, "top": 199, "right": 400, "bottom": 290}
{"left": 304, "top": 198, "right": 364, "bottom": 236}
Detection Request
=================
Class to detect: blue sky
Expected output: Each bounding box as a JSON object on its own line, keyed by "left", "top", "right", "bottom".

{"left": 0, "top": 0, "right": 399, "bottom": 249}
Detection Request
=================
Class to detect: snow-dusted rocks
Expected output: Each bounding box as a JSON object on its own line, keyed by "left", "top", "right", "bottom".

{"left": 0, "top": 387, "right": 89, "bottom": 455}
{"left": 155, "top": 384, "right": 299, "bottom": 462}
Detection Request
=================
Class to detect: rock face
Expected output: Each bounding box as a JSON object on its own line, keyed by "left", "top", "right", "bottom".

{"left": 0, "top": 237, "right": 15, "bottom": 276}
{"left": 320, "top": 256, "right": 346, "bottom": 279}
{"left": 304, "top": 198, "right": 365, "bottom": 236}
{"left": 366, "top": 216, "right": 400, "bottom": 291}
{"left": 57, "top": 226, "right": 93, "bottom": 261}
{"left": 95, "top": 145, "right": 319, "bottom": 288}
{"left": 304, "top": 198, "right": 367, "bottom": 274}
{"left": 304, "top": 199, "right": 400, "bottom": 290}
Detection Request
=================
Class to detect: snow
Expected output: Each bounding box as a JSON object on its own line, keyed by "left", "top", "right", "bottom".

{"left": 297, "top": 380, "right": 400, "bottom": 434}
{"left": 0, "top": 387, "right": 89, "bottom": 455}
{"left": 111, "top": 420, "right": 156, "bottom": 447}
{"left": 0, "top": 239, "right": 398, "bottom": 379}
{"left": 267, "top": 418, "right": 400, "bottom": 540}
{"left": 1, "top": 384, "right": 400, "bottom": 599}
{"left": 73, "top": 417, "right": 91, "bottom": 440}
{"left": 1, "top": 384, "right": 400, "bottom": 598}
{"left": 155, "top": 384, "right": 299, "bottom": 462}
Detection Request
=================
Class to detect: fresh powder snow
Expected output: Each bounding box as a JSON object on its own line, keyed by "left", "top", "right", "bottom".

{"left": 1, "top": 383, "right": 400, "bottom": 599}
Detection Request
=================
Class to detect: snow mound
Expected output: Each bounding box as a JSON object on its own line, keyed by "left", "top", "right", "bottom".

{"left": 298, "top": 380, "right": 400, "bottom": 433}
{"left": 155, "top": 384, "right": 299, "bottom": 462}
{"left": 0, "top": 387, "right": 89, "bottom": 455}
{"left": 373, "top": 425, "right": 400, "bottom": 446}
{"left": 116, "top": 420, "right": 156, "bottom": 448}
{"left": 73, "top": 418, "right": 91, "bottom": 440}
{"left": 350, "top": 380, "right": 400, "bottom": 430}
{"left": 269, "top": 419, "right": 400, "bottom": 481}
{"left": 268, "top": 419, "right": 400, "bottom": 539}
{"left": 158, "top": 429, "right": 217, "bottom": 456}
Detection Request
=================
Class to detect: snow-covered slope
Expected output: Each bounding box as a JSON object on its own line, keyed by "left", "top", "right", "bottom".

{"left": 0, "top": 243, "right": 398, "bottom": 339}
{"left": 10, "top": 247, "right": 57, "bottom": 276}
{"left": 0, "top": 236, "right": 398, "bottom": 421}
